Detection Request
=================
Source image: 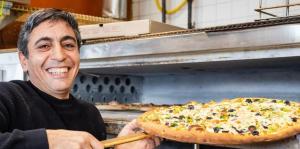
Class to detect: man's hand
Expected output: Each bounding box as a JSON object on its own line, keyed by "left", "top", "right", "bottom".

{"left": 46, "top": 129, "right": 104, "bottom": 149}
{"left": 115, "top": 119, "right": 161, "bottom": 149}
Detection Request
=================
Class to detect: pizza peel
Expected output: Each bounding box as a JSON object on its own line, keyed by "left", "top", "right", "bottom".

{"left": 101, "top": 132, "right": 300, "bottom": 149}
{"left": 100, "top": 132, "right": 150, "bottom": 148}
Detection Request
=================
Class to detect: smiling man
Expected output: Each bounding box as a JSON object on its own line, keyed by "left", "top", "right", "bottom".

{"left": 0, "top": 9, "right": 159, "bottom": 149}
{"left": 20, "top": 17, "right": 80, "bottom": 100}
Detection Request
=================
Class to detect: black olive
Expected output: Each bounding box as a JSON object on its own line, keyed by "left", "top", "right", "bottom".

{"left": 228, "top": 109, "right": 235, "bottom": 112}
{"left": 212, "top": 113, "right": 216, "bottom": 116}
{"left": 245, "top": 99, "right": 252, "bottom": 103}
{"left": 169, "top": 110, "right": 173, "bottom": 113}
{"left": 232, "top": 126, "right": 243, "bottom": 134}
{"left": 272, "top": 100, "right": 277, "bottom": 103}
{"left": 213, "top": 127, "right": 220, "bottom": 133}
{"left": 292, "top": 117, "right": 297, "bottom": 122}
{"left": 165, "top": 122, "right": 169, "bottom": 126}
{"left": 262, "top": 125, "right": 268, "bottom": 129}
{"left": 248, "top": 125, "right": 257, "bottom": 132}
{"left": 195, "top": 118, "right": 201, "bottom": 121}
{"left": 179, "top": 115, "right": 185, "bottom": 119}
{"left": 206, "top": 117, "right": 212, "bottom": 120}
{"left": 188, "top": 105, "right": 194, "bottom": 110}
{"left": 255, "top": 113, "right": 261, "bottom": 116}
{"left": 251, "top": 130, "right": 259, "bottom": 136}
{"left": 229, "top": 114, "right": 238, "bottom": 117}
{"left": 222, "top": 131, "right": 229, "bottom": 133}
{"left": 254, "top": 99, "right": 260, "bottom": 102}
{"left": 284, "top": 100, "right": 291, "bottom": 106}
{"left": 170, "top": 123, "right": 177, "bottom": 127}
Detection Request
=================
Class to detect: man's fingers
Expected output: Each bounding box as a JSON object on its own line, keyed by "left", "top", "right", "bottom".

{"left": 85, "top": 132, "right": 104, "bottom": 149}
{"left": 72, "top": 132, "right": 103, "bottom": 149}
{"left": 117, "top": 119, "right": 162, "bottom": 149}
{"left": 90, "top": 137, "right": 104, "bottom": 149}
{"left": 146, "top": 138, "right": 156, "bottom": 149}
{"left": 125, "top": 119, "right": 138, "bottom": 130}
{"left": 148, "top": 136, "right": 161, "bottom": 147}
{"left": 152, "top": 137, "right": 161, "bottom": 146}
{"left": 118, "top": 119, "right": 140, "bottom": 137}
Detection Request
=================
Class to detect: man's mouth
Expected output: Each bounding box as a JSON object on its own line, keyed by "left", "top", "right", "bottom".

{"left": 47, "top": 67, "right": 70, "bottom": 77}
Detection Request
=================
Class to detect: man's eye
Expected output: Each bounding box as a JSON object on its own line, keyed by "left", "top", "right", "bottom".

{"left": 38, "top": 45, "right": 50, "bottom": 49}
{"left": 64, "top": 44, "right": 76, "bottom": 50}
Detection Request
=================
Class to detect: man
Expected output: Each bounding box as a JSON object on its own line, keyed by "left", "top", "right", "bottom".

{"left": 0, "top": 8, "right": 160, "bottom": 149}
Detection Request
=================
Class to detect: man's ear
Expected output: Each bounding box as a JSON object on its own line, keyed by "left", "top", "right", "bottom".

{"left": 18, "top": 51, "right": 28, "bottom": 72}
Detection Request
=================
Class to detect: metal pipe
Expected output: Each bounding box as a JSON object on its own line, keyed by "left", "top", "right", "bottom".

{"left": 255, "top": 2, "right": 300, "bottom": 11}
{"left": 286, "top": 0, "right": 290, "bottom": 16}
{"left": 162, "top": 0, "right": 166, "bottom": 23}
{"left": 102, "top": 0, "right": 128, "bottom": 19}
{"left": 187, "top": 0, "right": 193, "bottom": 29}
{"left": 0, "top": 70, "right": 4, "bottom": 81}
{"left": 259, "top": 0, "right": 262, "bottom": 19}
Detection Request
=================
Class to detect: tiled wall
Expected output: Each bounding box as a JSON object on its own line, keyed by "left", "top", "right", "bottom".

{"left": 132, "top": 0, "right": 300, "bottom": 29}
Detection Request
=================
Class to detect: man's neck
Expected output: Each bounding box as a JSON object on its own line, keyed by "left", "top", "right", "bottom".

{"left": 29, "top": 81, "right": 70, "bottom": 100}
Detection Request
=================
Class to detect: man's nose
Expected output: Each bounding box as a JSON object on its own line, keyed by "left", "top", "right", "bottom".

{"left": 51, "top": 44, "right": 66, "bottom": 61}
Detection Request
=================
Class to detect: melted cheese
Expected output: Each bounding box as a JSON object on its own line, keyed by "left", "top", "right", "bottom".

{"left": 148, "top": 98, "right": 300, "bottom": 135}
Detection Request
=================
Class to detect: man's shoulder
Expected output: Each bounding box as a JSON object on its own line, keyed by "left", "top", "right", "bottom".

{"left": 0, "top": 80, "right": 27, "bottom": 90}
{"left": 0, "top": 81, "right": 31, "bottom": 106}
{"left": 0, "top": 80, "right": 31, "bottom": 96}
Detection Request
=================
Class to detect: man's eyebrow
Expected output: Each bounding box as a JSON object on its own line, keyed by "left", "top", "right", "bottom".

{"left": 34, "top": 37, "right": 52, "bottom": 45}
{"left": 61, "top": 36, "right": 77, "bottom": 43}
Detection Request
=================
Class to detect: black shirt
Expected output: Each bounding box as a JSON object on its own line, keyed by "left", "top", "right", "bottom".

{"left": 0, "top": 80, "right": 106, "bottom": 149}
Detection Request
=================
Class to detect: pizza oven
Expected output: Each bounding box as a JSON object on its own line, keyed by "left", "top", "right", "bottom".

{"left": 72, "top": 17, "right": 300, "bottom": 149}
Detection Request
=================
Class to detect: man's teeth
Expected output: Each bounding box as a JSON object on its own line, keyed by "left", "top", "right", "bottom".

{"left": 48, "top": 68, "right": 68, "bottom": 74}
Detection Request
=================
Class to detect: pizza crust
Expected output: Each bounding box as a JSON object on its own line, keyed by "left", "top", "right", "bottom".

{"left": 95, "top": 101, "right": 172, "bottom": 111}
{"left": 137, "top": 102, "right": 300, "bottom": 145}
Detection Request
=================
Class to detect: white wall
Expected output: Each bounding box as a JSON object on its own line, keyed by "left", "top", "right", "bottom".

{"left": 132, "top": 0, "right": 300, "bottom": 29}
{"left": 0, "top": 52, "right": 24, "bottom": 81}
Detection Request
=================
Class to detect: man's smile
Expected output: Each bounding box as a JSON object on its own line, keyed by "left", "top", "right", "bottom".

{"left": 46, "top": 67, "right": 70, "bottom": 78}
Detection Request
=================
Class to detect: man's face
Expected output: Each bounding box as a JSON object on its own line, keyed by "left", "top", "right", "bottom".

{"left": 19, "top": 20, "right": 80, "bottom": 99}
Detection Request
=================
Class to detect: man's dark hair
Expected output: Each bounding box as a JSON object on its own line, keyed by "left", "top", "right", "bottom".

{"left": 17, "top": 8, "right": 81, "bottom": 58}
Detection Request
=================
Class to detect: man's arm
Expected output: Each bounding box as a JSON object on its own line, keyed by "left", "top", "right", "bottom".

{"left": 0, "top": 128, "right": 104, "bottom": 149}
{"left": 0, "top": 106, "right": 48, "bottom": 149}
{"left": 0, "top": 100, "right": 48, "bottom": 149}
{"left": 0, "top": 129, "right": 48, "bottom": 149}
{"left": 0, "top": 95, "right": 48, "bottom": 149}
{"left": 0, "top": 99, "right": 104, "bottom": 149}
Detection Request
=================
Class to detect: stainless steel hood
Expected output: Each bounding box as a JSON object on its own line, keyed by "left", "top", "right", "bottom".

{"left": 79, "top": 24, "right": 300, "bottom": 72}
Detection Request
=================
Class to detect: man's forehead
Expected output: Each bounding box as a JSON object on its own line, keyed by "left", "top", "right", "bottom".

{"left": 32, "top": 19, "right": 72, "bottom": 31}
{"left": 29, "top": 20, "right": 76, "bottom": 42}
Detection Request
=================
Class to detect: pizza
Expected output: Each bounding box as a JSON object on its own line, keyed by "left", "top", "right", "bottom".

{"left": 137, "top": 97, "right": 300, "bottom": 144}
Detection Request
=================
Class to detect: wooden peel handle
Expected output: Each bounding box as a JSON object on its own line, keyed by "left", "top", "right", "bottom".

{"left": 101, "top": 132, "right": 150, "bottom": 148}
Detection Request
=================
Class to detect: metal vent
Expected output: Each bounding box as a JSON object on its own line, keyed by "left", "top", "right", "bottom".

{"left": 71, "top": 72, "right": 143, "bottom": 103}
